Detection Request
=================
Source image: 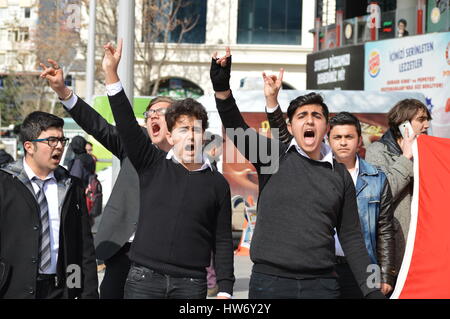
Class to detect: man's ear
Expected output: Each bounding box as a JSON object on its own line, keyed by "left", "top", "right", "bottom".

{"left": 23, "top": 141, "right": 35, "bottom": 156}
{"left": 287, "top": 122, "right": 293, "bottom": 135}
{"left": 358, "top": 135, "right": 363, "bottom": 149}
{"left": 166, "top": 131, "right": 173, "bottom": 146}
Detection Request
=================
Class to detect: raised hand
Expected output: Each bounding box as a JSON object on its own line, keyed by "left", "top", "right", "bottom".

{"left": 210, "top": 47, "right": 232, "bottom": 92}
{"left": 102, "top": 39, "right": 123, "bottom": 84}
{"left": 262, "top": 68, "right": 284, "bottom": 109}
{"left": 399, "top": 125, "right": 415, "bottom": 160}
{"left": 40, "top": 59, "right": 71, "bottom": 99}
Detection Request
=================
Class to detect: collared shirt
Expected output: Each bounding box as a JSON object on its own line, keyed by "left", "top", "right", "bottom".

{"left": 23, "top": 159, "right": 60, "bottom": 275}
{"left": 335, "top": 156, "right": 359, "bottom": 257}
{"left": 166, "top": 149, "right": 214, "bottom": 172}
{"left": 286, "top": 137, "right": 334, "bottom": 168}
{"left": 349, "top": 156, "right": 360, "bottom": 186}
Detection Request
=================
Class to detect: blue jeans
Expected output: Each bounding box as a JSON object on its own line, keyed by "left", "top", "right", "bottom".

{"left": 124, "top": 264, "right": 207, "bottom": 299}
{"left": 249, "top": 271, "right": 340, "bottom": 299}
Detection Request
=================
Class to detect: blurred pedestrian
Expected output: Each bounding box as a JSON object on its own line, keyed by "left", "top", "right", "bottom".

{"left": 397, "top": 19, "right": 409, "bottom": 37}
{"left": 85, "top": 141, "right": 98, "bottom": 164}
{"left": 0, "top": 141, "right": 14, "bottom": 167}
{"left": 203, "top": 132, "right": 225, "bottom": 297}
{"left": 67, "top": 136, "right": 96, "bottom": 188}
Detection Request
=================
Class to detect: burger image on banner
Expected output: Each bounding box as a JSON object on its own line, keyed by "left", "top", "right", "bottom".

{"left": 368, "top": 50, "right": 381, "bottom": 78}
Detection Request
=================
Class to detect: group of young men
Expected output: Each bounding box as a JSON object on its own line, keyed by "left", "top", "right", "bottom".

{"left": 0, "top": 43, "right": 431, "bottom": 299}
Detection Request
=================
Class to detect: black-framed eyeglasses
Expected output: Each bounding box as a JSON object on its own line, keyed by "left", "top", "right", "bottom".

{"left": 143, "top": 108, "right": 167, "bottom": 118}
{"left": 31, "top": 137, "right": 69, "bottom": 147}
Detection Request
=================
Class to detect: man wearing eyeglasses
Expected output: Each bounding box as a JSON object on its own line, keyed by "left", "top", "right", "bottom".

{"left": 0, "top": 111, "right": 98, "bottom": 299}
{"left": 40, "top": 59, "right": 174, "bottom": 299}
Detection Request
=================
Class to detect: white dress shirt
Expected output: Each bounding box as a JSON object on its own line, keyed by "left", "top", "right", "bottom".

{"left": 286, "top": 136, "right": 334, "bottom": 168}
{"left": 166, "top": 149, "right": 213, "bottom": 172}
{"left": 23, "top": 159, "right": 60, "bottom": 275}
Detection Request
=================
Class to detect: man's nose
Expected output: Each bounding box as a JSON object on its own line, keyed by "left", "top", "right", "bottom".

{"left": 150, "top": 111, "right": 159, "bottom": 119}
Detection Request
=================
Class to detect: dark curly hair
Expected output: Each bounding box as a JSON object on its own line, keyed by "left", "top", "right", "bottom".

{"left": 287, "top": 92, "right": 329, "bottom": 123}
{"left": 165, "top": 98, "right": 209, "bottom": 132}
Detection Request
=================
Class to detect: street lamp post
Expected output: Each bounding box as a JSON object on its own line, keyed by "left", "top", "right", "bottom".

{"left": 111, "top": 0, "right": 135, "bottom": 185}
{"left": 85, "top": 0, "right": 96, "bottom": 105}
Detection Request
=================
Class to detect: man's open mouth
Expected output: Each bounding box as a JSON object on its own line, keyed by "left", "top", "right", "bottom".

{"left": 185, "top": 144, "right": 195, "bottom": 152}
{"left": 151, "top": 123, "right": 161, "bottom": 136}
{"left": 52, "top": 153, "right": 62, "bottom": 161}
{"left": 304, "top": 129, "right": 315, "bottom": 145}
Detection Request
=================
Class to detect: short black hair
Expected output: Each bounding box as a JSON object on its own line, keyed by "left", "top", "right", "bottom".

{"left": 20, "top": 111, "right": 64, "bottom": 144}
{"left": 287, "top": 92, "right": 329, "bottom": 123}
{"left": 398, "top": 18, "right": 407, "bottom": 26}
{"left": 165, "top": 98, "right": 209, "bottom": 132}
{"left": 329, "top": 112, "right": 362, "bottom": 137}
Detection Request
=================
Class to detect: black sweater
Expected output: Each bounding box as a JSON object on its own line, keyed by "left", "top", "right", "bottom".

{"left": 216, "top": 94, "right": 378, "bottom": 296}
{"left": 109, "top": 90, "right": 235, "bottom": 294}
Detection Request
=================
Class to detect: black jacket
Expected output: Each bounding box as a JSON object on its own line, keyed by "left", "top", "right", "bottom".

{"left": 0, "top": 150, "right": 14, "bottom": 167}
{"left": 267, "top": 106, "right": 396, "bottom": 285}
{"left": 65, "top": 96, "right": 147, "bottom": 261}
{"left": 0, "top": 161, "right": 98, "bottom": 299}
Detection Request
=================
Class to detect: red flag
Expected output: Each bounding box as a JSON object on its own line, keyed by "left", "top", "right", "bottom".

{"left": 392, "top": 135, "right": 450, "bottom": 298}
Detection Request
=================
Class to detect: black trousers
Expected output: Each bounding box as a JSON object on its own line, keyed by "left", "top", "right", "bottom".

{"left": 99, "top": 243, "right": 132, "bottom": 299}
{"left": 249, "top": 271, "right": 340, "bottom": 299}
{"left": 335, "top": 262, "right": 364, "bottom": 299}
{"left": 124, "top": 263, "right": 207, "bottom": 299}
{"left": 36, "top": 275, "right": 64, "bottom": 299}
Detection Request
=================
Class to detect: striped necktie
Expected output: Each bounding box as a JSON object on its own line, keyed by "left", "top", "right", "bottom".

{"left": 32, "top": 177, "right": 52, "bottom": 273}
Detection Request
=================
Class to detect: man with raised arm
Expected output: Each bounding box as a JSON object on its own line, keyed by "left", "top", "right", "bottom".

{"left": 40, "top": 51, "right": 173, "bottom": 299}
{"left": 98, "top": 41, "right": 234, "bottom": 299}
{"left": 210, "top": 48, "right": 385, "bottom": 299}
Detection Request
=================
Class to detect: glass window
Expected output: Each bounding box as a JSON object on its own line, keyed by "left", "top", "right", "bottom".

{"left": 24, "top": 7, "right": 30, "bottom": 18}
{"left": 237, "top": 0, "right": 302, "bottom": 45}
{"left": 169, "top": 0, "right": 207, "bottom": 43}
{"left": 143, "top": 0, "right": 207, "bottom": 44}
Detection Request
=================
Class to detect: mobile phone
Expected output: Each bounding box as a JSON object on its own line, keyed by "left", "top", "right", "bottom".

{"left": 398, "top": 121, "right": 414, "bottom": 138}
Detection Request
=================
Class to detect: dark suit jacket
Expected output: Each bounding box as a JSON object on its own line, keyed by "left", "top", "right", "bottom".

{"left": 0, "top": 161, "right": 98, "bottom": 299}
{"left": 66, "top": 97, "right": 149, "bottom": 261}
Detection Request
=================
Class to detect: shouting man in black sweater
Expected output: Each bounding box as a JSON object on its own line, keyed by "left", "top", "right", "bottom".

{"left": 99, "top": 41, "right": 234, "bottom": 299}
{"left": 211, "top": 48, "right": 384, "bottom": 299}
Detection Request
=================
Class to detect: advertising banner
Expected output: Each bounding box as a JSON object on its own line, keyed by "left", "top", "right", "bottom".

{"left": 307, "top": 44, "right": 365, "bottom": 90}
{"left": 364, "top": 32, "right": 450, "bottom": 138}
